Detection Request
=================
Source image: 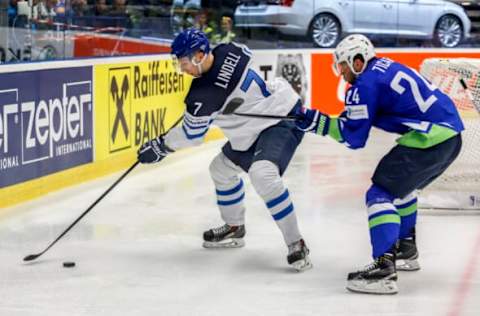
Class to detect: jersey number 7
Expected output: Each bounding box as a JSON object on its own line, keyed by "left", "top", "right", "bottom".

{"left": 240, "top": 69, "right": 271, "bottom": 98}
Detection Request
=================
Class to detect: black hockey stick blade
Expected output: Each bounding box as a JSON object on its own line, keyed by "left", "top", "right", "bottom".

{"left": 222, "top": 97, "right": 245, "bottom": 114}
{"left": 23, "top": 253, "right": 40, "bottom": 261}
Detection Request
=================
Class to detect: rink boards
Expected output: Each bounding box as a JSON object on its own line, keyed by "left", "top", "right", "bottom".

{"left": 0, "top": 55, "right": 191, "bottom": 207}
{"left": 1, "top": 48, "right": 480, "bottom": 208}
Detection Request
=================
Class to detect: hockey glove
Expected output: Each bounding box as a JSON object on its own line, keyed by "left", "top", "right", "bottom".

{"left": 294, "top": 107, "right": 329, "bottom": 134}
{"left": 137, "top": 136, "right": 174, "bottom": 164}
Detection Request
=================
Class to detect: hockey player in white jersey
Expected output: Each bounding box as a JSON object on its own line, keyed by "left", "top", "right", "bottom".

{"left": 137, "top": 28, "right": 312, "bottom": 271}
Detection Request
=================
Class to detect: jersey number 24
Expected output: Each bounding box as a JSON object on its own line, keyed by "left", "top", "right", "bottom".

{"left": 390, "top": 69, "right": 438, "bottom": 113}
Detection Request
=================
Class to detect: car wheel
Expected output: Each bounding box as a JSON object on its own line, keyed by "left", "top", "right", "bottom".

{"left": 434, "top": 15, "right": 463, "bottom": 48}
{"left": 310, "top": 13, "right": 341, "bottom": 48}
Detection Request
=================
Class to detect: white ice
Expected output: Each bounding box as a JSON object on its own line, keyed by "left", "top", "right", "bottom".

{"left": 1, "top": 132, "right": 479, "bottom": 316}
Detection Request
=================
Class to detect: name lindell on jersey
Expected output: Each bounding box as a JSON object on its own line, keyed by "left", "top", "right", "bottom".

{"left": 164, "top": 42, "right": 300, "bottom": 151}
{"left": 215, "top": 52, "right": 241, "bottom": 89}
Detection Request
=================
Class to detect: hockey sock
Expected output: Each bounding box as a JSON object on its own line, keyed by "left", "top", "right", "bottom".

{"left": 394, "top": 192, "right": 418, "bottom": 240}
{"left": 249, "top": 160, "right": 302, "bottom": 245}
{"left": 366, "top": 184, "right": 400, "bottom": 258}
{"left": 216, "top": 179, "right": 246, "bottom": 225}
{"left": 210, "top": 153, "right": 246, "bottom": 226}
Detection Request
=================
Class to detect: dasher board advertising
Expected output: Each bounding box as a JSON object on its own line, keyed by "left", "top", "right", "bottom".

{"left": 0, "top": 67, "right": 93, "bottom": 188}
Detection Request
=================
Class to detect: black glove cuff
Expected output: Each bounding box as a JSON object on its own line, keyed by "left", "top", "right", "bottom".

{"left": 163, "top": 143, "right": 175, "bottom": 153}
{"left": 157, "top": 136, "right": 175, "bottom": 153}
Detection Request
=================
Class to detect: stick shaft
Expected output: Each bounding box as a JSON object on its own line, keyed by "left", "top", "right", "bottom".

{"left": 24, "top": 116, "right": 184, "bottom": 262}
{"left": 25, "top": 161, "right": 139, "bottom": 261}
{"left": 233, "top": 112, "right": 298, "bottom": 121}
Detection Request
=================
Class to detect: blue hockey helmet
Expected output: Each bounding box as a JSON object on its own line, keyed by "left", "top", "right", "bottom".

{"left": 171, "top": 28, "right": 211, "bottom": 58}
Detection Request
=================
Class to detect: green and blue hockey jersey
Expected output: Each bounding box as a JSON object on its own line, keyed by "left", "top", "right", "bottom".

{"left": 320, "top": 57, "right": 464, "bottom": 149}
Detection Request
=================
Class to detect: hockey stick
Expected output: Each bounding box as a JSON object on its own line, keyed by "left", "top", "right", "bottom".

{"left": 23, "top": 116, "right": 184, "bottom": 262}
{"left": 23, "top": 161, "right": 139, "bottom": 262}
{"left": 231, "top": 112, "right": 298, "bottom": 121}
{"left": 222, "top": 97, "right": 299, "bottom": 121}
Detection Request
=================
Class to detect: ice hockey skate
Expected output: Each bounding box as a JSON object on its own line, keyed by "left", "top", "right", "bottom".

{"left": 346, "top": 252, "right": 398, "bottom": 295}
{"left": 287, "top": 239, "right": 312, "bottom": 272}
{"left": 396, "top": 237, "right": 420, "bottom": 271}
{"left": 203, "top": 224, "right": 246, "bottom": 248}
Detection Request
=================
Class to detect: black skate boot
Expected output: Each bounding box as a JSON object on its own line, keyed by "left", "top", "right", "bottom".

{"left": 396, "top": 229, "right": 420, "bottom": 271}
{"left": 346, "top": 251, "right": 398, "bottom": 294}
{"left": 287, "top": 239, "right": 312, "bottom": 272}
{"left": 203, "top": 224, "right": 245, "bottom": 248}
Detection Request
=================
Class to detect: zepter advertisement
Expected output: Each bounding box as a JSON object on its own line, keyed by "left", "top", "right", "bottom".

{"left": 0, "top": 67, "right": 93, "bottom": 188}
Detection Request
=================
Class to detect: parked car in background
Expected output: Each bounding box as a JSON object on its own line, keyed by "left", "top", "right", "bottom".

{"left": 234, "top": 0, "right": 471, "bottom": 48}
{"left": 449, "top": 0, "right": 480, "bottom": 39}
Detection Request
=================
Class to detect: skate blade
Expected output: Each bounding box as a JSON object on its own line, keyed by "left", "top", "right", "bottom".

{"left": 346, "top": 278, "right": 398, "bottom": 295}
{"left": 290, "top": 257, "right": 313, "bottom": 272}
{"left": 203, "top": 238, "right": 245, "bottom": 249}
{"left": 396, "top": 259, "right": 421, "bottom": 271}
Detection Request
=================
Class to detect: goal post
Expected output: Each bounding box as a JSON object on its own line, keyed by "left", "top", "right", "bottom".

{"left": 419, "top": 58, "right": 480, "bottom": 210}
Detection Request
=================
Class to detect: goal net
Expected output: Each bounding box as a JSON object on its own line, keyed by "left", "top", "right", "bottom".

{"left": 419, "top": 58, "right": 480, "bottom": 210}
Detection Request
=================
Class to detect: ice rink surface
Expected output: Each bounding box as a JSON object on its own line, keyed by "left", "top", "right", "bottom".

{"left": 1, "top": 132, "right": 479, "bottom": 316}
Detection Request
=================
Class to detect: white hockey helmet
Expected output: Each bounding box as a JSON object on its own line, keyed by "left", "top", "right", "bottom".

{"left": 333, "top": 34, "right": 375, "bottom": 76}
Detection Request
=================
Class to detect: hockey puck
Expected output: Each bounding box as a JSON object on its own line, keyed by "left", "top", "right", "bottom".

{"left": 63, "top": 261, "right": 76, "bottom": 268}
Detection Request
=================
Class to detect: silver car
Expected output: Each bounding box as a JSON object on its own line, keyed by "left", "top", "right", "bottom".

{"left": 235, "top": 0, "right": 471, "bottom": 48}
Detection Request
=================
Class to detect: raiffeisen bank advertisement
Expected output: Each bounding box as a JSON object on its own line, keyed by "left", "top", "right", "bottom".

{"left": 94, "top": 58, "right": 189, "bottom": 160}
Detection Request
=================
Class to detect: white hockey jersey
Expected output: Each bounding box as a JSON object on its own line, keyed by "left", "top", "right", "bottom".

{"left": 165, "top": 42, "right": 300, "bottom": 151}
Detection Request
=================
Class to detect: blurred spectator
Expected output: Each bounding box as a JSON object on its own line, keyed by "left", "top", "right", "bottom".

{"left": 93, "top": 0, "right": 108, "bottom": 16}
{"left": 194, "top": 10, "right": 215, "bottom": 40}
{"left": 68, "top": 0, "right": 90, "bottom": 27}
{"left": 36, "top": 0, "right": 57, "bottom": 20}
{"left": 212, "top": 16, "right": 235, "bottom": 44}
{"left": 71, "top": 0, "right": 88, "bottom": 17}
{"left": 201, "top": 0, "right": 237, "bottom": 23}
{"left": 54, "top": 0, "right": 66, "bottom": 17}
{"left": 8, "top": 0, "right": 18, "bottom": 26}
{"left": 107, "top": 0, "right": 133, "bottom": 28}
{"left": 109, "top": 0, "right": 128, "bottom": 16}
